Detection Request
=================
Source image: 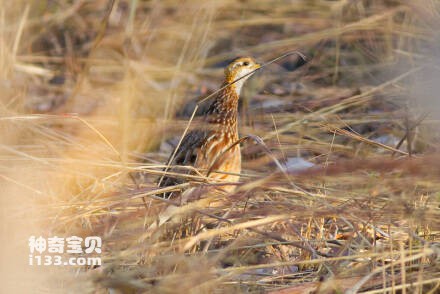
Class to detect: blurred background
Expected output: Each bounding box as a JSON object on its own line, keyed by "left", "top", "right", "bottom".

{"left": 1, "top": 0, "right": 439, "bottom": 293}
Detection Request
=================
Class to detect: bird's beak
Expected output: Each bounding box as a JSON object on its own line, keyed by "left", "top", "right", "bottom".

{"left": 253, "top": 63, "right": 262, "bottom": 70}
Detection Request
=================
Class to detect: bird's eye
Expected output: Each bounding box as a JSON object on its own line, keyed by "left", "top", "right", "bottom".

{"left": 243, "top": 61, "right": 249, "bottom": 66}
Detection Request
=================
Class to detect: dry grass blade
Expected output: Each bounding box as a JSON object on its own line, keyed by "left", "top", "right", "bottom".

{"left": 322, "top": 123, "right": 408, "bottom": 155}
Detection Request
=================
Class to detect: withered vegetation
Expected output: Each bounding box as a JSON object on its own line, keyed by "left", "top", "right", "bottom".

{"left": 1, "top": 0, "right": 439, "bottom": 293}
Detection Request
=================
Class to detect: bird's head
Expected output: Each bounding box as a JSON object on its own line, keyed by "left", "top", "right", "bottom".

{"left": 224, "top": 57, "right": 260, "bottom": 94}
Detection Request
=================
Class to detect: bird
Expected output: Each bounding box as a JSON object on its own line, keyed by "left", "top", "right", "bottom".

{"left": 159, "top": 57, "right": 261, "bottom": 199}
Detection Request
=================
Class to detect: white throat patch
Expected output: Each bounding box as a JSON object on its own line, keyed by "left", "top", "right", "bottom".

{"left": 232, "top": 68, "right": 254, "bottom": 95}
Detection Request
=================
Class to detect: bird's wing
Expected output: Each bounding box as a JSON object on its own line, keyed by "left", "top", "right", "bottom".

{"left": 159, "top": 130, "right": 207, "bottom": 188}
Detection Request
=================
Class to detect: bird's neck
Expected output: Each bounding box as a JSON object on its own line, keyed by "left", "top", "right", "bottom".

{"left": 228, "top": 77, "right": 245, "bottom": 96}
{"left": 206, "top": 83, "right": 240, "bottom": 128}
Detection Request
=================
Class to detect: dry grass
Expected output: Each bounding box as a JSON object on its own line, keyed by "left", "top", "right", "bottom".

{"left": 1, "top": 0, "right": 440, "bottom": 293}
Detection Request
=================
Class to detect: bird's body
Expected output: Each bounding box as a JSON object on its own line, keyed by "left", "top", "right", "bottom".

{"left": 160, "top": 57, "right": 260, "bottom": 196}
